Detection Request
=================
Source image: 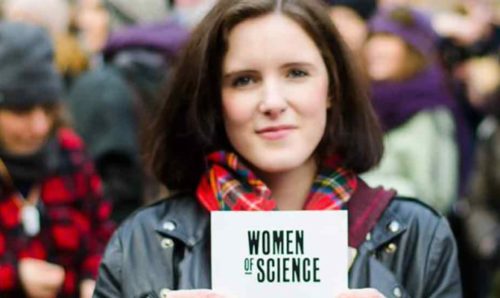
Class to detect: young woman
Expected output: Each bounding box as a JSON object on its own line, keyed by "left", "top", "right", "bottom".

{"left": 0, "top": 22, "right": 114, "bottom": 298}
{"left": 94, "top": 1, "right": 462, "bottom": 297}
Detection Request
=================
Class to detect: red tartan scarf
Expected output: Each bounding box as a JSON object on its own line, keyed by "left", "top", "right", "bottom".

{"left": 196, "top": 151, "right": 358, "bottom": 211}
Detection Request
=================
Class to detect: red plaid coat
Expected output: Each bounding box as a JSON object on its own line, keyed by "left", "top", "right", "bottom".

{"left": 0, "top": 128, "right": 115, "bottom": 297}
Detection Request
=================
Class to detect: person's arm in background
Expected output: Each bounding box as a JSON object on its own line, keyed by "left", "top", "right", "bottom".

{"left": 76, "top": 145, "right": 116, "bottom": 298}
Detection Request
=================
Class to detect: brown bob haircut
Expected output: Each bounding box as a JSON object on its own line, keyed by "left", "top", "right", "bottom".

{"left": 146, "top": 0, "right": 383, "bottom": 191}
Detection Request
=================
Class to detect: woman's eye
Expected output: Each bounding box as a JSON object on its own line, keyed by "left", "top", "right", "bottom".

{"left": 287, "top": 69, "right": 308, "bottom": 78}
{"left": 232, "top": 76, "right": 254, "bottom": 87}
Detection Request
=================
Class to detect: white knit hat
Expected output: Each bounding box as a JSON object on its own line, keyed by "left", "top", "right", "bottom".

{"left": 103, "top": 0, "right": 170, "bottom": 31}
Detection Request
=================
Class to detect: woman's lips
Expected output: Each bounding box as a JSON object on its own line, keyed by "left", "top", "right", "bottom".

{"left": 256, "top": 125, "right": 296, "bottom": 140}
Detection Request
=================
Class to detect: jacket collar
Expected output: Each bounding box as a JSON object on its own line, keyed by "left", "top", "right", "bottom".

{"left": 347, "top": 179, "right": 396, "bottom": 248}
{"left": 154, "top": 182, "right": 401, "bottom": 250}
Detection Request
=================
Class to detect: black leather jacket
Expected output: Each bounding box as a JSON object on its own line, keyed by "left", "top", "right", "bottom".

{"left": 93, "top": 194, "right": 462, "bottom": 298}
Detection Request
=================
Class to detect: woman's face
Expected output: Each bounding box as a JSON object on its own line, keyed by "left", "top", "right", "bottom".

{"left": 76, "top": 0, "right": 109, "bottom": 54}
{"left": 363, "top": 34, "right": 407, "bottom": 81}
{"left": 0, "top": 106, "right": 55, "bottom": 155}
{"left": 221, "top": 14, "right": 330, "bottom": 176}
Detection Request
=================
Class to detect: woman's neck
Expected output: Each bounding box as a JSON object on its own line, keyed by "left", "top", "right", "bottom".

{"left": 258, "top": 157, "right": 317, "bottom": 210}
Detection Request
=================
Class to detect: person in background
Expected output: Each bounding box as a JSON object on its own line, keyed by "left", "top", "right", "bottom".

{"left": 2, "top": 0, "right": 89, "bottom": 88}
{"left": 429, "top": 5, "right": 500, "bottom": 295}
{"left": 93, "top": 1, "right": 461, "bottom": 297}
{"left": 0, "top": 22, "right": 114, "bottom": 298}
{"left": 361, "top": 6, "right": 471, "bottom": 214}
{"left": 461, "top": 53, "right": 500, "bottom": 298}
{"left": 69, "top": 0, "right": 185, "bottom": 221}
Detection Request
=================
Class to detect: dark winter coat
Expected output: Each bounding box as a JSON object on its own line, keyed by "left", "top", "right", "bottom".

{"left": 94, "top": 186, "right": 461, "bottom": 298}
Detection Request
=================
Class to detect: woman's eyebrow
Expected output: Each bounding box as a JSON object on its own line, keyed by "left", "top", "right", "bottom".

{"left": 222, "top": 69, "right": 257, "bottom": 79}
{"left": 280, "top": 62, "right": 316, "bottom": 69}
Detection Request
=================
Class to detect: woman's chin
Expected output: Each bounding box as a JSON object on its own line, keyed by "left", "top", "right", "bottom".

{"left": 249, "top": 155, "right": 314, "bottom": 177}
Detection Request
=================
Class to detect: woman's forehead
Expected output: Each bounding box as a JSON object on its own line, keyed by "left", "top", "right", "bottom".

{"left": 223, "top": 14, "right": 323, "bottom": 70}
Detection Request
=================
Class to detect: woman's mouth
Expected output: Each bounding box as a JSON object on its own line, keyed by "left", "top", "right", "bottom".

{"left": 256, "top": 125, "right": 296, "bottom": 140}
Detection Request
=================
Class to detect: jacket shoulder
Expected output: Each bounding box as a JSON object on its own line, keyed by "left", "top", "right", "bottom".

{"left": 113, "top": 192, "right": 204, "bottom": 240}
{"left": 383, "top": 196, "right": 449, "bottom": 236}
{"left": 372, "top": 196, "right": 446, "bottom": 247}
{"left": 388, "top": 196, "right": 442, "bottom": 218}
{"left": 378, "top": 196, "right": 456, "bottom": 256}
{"left": 369, "top": 196, "right": 451, "bottom": 250}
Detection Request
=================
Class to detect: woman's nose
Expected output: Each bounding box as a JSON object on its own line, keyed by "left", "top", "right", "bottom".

{"left": 259, "top": 79, "right": 287, "bottom": 118}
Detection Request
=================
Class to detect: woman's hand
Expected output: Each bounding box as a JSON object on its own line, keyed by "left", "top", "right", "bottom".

{"left": 164, "top": 290, "right": 235, "bottom": 298}
{"left": 336, "top": 288, "right": 385, "bottom": 298}
{"left": 19, "top": 258, "right": 65, "bottom": 298}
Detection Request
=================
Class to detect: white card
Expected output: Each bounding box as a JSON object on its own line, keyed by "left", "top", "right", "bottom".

{"left": 211, "top": 211, "right": 348, "bottom": 298}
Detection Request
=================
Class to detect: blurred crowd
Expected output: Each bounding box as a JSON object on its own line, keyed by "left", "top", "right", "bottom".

{"left": 0, "top": 0, "right": 499, "bottom": 297}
